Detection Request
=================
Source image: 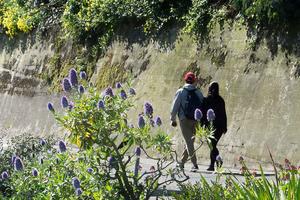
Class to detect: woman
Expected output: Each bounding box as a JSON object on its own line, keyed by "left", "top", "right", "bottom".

{"left": 204, "top": 81, "right": 227, "bottom": 171}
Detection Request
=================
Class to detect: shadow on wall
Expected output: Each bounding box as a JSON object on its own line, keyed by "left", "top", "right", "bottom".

{"left": 244, "top": 22, "right": 300, "bottom": 59}
{"left": 114, "top": 21, "right": 185, "bottom": 53}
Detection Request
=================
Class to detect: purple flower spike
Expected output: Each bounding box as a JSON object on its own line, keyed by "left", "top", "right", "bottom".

{"left": 79, "top": 71, "right": 87, "bottom": 80}
{"left": 87, "top": 168, "right": 93, "bottom": 173}
{"left": 120, "top": 90, "right": 127, "bottom": 100}
{"left": 61, "top": 96, "right": 69, "bottom": 108}
{"left": 47, "top": 102, "right": 55, "bottom": 112}
{"left": 75, "top": 188, "right": 83, "bottom": 196}
{"left": 144, "top": 102, "right": 153, "bottom": 117}
{"left": 14, "top": 157, "right": 24, "bottom": 171}
{"left": 129, "top": 88, "right": 136, "bottom": 95}
{"left": 78, "top": 85, "right": 85, "bottom": 94}
{"left": 194, "top": 109, "right": 203, "bottom": 121}
{"left": 1, "top": 171, "right": 9, "bottom": 179}
{"left": 207, "top": 109, "right": 216, "bottom": 122}
{"left": 62, "top": 78, "right": 72, "bottom": 92}
{"left": 11, "top": 156, "right": 16, "bottom": 166}
{"left": 72, "top": 177, "right": 81, "bottom": 189}
{"left": 97, "top": 100, "right": 105, "bottom": 109}
{"left": 138, "top": 115, "right": 145, "bottom": 128}
{"left": 58, "top": 140, "right": 67, "bottom": 153}
{"left": 116, "top": 82, "right": 122, "bottom": 89}
{"left": 32, "top": 168, "right": 38, "bottom": 177}
{"left": 69, "top": 68, "right": 78, "bottom": 87}
{"left": 40, "top": 139, "right": 46, "bottom": 146}
{"left": 135, "top": 147, "right": 141, "bottom": 157}
{"left": 155, "top": 116, "right": 162, "bottom": 126}
{"left": 104, "top": 87, "right": 114, "bottom": 97}
{"left": 68, "top": 101, "right": 74, "bottom": 110}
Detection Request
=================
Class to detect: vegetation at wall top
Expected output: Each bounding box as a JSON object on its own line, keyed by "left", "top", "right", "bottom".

{"left": 1, "top": 0, "right": 300, "bottom": 41}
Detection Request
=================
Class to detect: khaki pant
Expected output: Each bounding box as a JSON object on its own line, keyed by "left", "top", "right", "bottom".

{"left": 179, "top": 119, "right": 197, "bottom": 166}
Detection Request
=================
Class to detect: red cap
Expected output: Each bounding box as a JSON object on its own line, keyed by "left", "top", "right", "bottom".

{"left": 184, "top": 72, "right": 196, "bottom": 83}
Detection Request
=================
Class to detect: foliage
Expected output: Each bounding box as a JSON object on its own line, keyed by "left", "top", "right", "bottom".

{"left": 1, "top": 0, "right": 300, "bottom": 44}
{"left": 0, "top": 134, "right": 56, "bottom": 198}
{"left": 59, "top": 0, "right": 193, "bottom": 59}
{"left": 173, "top": 158, "right": 300, "bottom": 200}
{"left": 0, "top": 0, "right": 41, "bottom": 37}
{"left": 50, "top": 69, "right": 191, "bottom": 199}
{"left": 0, "top": 69, "right": 202, "bottom": 199}
{"left": 183, "top": 0, "right": 214, "bottom": 42}
{"left": 195, "top": 122, "right": 215, "bottom": 150}
{"left": 231, "top": 0, "right": 300, "bottom": 28}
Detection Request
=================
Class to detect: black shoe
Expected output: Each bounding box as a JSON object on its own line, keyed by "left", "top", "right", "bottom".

{"left": 207, "top": 166, "right": 215, "bottom": 171}
{"left": 190, "top": 165, "right": 199, "bottom": 172}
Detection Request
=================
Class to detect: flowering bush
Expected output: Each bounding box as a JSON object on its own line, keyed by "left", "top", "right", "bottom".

{"left": 0, "top": 68, "right": 194, "bottom": 199}
{"left": 0, "top": 0, "right": 41, "bottom": 37}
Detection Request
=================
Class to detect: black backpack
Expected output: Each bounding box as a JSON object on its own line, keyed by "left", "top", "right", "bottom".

{"left": 182, "top": 88, "right": 202, "bottom": 120}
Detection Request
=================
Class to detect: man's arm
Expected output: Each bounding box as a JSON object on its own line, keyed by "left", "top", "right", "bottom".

{"left": 170, "top": 90, "right": 182, "bottom": 122}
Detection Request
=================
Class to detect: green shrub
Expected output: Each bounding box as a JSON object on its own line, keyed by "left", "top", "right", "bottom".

{"left": 1, "top": 0, "right": 300, "bottom": 43}
{"left": 231, "top": 0, "right": 300, "bottom": 29}
{"left": 173, "top": 157, "right": 300, "bottom": 200}
{"left": 0, "top": 0, "right": 41, "bottom": 37}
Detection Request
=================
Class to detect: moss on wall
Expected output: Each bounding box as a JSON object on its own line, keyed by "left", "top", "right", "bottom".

{"left": 43, "top": 35, "right": 128, "bottom": 92}
{"left": 42, "top": 35, "right": 100, "bottom": 92}
{"left": 95, "top": 53, "right": 128, "bottom": 89}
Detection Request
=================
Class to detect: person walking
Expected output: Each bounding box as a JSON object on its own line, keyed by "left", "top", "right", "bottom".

{"left": 170, "top": 72, "right": 204, "bottom": 172}
{"left": 204, "top": 81, "right": 227, "bottom": 171}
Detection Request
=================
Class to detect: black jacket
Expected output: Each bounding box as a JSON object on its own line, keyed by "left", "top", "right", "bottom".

{"left": 203, "top": 82, "right": 227, "bottom": 135}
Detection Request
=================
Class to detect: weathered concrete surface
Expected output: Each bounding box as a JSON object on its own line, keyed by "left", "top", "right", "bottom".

{"left": 95, "top": 25, "right": 300, "bottom": 167}
{"left": 0, "top": 34, "right": 60, "bottom": 138}
{"left": 0, "top": 24, "right": 299, "bottom": 167}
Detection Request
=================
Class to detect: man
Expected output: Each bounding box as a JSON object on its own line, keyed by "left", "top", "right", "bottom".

{"left": 204, "top": 81, "right": 227, "bottom": 171}
{"left": 170, "top": 72, "right": 204, "bottom": 172}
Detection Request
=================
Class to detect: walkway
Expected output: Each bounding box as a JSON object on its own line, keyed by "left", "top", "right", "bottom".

{"left": 137, "top": 158, "right": 276, "bottom": 199}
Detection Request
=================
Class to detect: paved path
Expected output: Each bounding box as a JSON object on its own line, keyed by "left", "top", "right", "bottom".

{"left": 137, "top": 158, "right": 276, "bottom": 199}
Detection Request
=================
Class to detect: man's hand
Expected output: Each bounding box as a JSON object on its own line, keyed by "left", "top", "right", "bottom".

{"left": 170, "top": 121, "right": 177, "bottom": 127}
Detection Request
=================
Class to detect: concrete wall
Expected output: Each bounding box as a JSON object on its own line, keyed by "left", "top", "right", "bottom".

{"left": 0, "top": 24, "right": 299, "bottom": 167}
{"left": 0, "top": 34, "right": 60, "bottom": 139}
{"left": 94, "top": 25, "right": 300, "bottom": 168}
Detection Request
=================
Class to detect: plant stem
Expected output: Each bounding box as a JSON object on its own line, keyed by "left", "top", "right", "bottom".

{"left": 109, "top": 139, "right": 137, "bottom": 200}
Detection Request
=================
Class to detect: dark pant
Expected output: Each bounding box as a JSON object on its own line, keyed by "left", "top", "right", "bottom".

{"left": 209, "top": 132, "right": 222, "bottom": 168}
